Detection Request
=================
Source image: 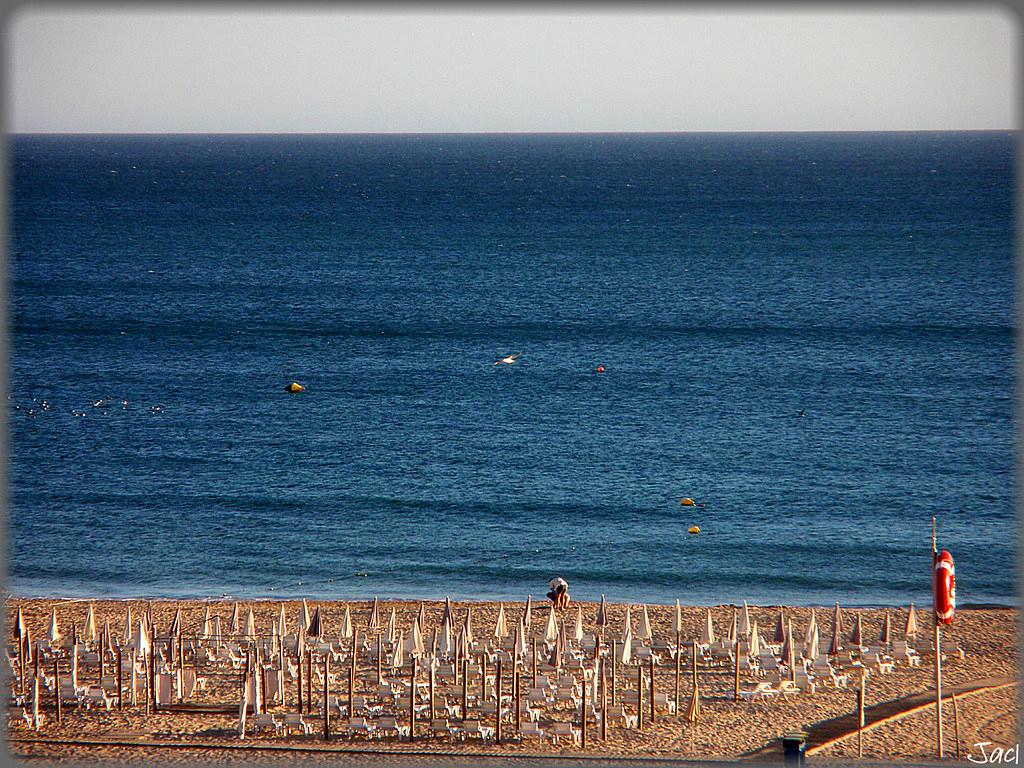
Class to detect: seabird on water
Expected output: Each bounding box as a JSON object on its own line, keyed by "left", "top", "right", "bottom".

{"left": 494, "top": 352, "right": 522, "bottom": 365}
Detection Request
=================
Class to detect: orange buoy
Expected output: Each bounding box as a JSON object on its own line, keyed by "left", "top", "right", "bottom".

{"left": 596, "top": 365, "right": 605, "bottom": 373}
{"left": 680, "top": 497, "right": 695, "bottom": 506}
{"left": 688, "top": 525, "right": 700, "bottom": 535}
{"left": 286, "top": 382, "right": 305, "bottom": 393}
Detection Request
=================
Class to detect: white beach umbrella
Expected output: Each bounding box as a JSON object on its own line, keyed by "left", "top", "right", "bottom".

{"left": 300, "top": 599, "right": 311, "bottom": 634}
{"left": 739, "top": 601, "right": 751, "bottom": 639}
{"left": 804, "top": 609, "right": 818, "bottom": 649}
{"left": 168, "top": 606, "right": 182, "bottom": 637}
{"left": 295, "top": 621, "right": 306, "bottom": 658}
{"left": 464, "top": 607, "right": 474, "bottom": 646}
{"left": 727, "top": 609, "right": 738, "bottom": 646}
{"left": 638, "top": 605, "right": 653, "bottom": 643}
{"left": 47, "top": 608, "right": 61, "bottom": 644}
{"left": 230, "top": 602, "right": 241, "bottom": 635}
{"left": 749, "top": 619, "right": 761, "bottom": 657}
{"left": 618, "top": 623, "right": 633, "bottom": 665}
{"left": 416, "top": 603, "right": 426, "bottom": 631}
{"left": 700, "top": 608, "right": 715, "bottom": 646}
{"left": 340, "top": 607, "right": 353, "bottom": 640}
{"left": 441, "top": 596, "right": 454, "bottom": 627}
{"left": 122, "top": 606, "right": 133, "bottom": 645}
{"left": 101, "top": 616, "right": 112, "bottom": 654}
{"left": 412, "top": 617, "right": 424, "bottom": 655}
{"left": 545, "top": 604, "right": 559, "bottom": 645}
{"left": 573, "top": 605, "right": 585, "bottom": 643}
{"left": 808, "top": 625, "right": 820, "bottom": 660}
{"left": 277, "top": 604, "right": 288, "bottom": 638}
{"left": 71, "top": 643, "right": 79, "bottom": 687}
{"left": 368, "top": 597, "right": 380, "bottom": 630}
{"left": 522, "top": 595, "right": 533, "bottom": 629}
{"left": 829, "top": 603, "right": 843, "bottom": 656}
{"left": 212, "top": 616, "right": 223, "bottom": 650}
{"left": 494, "top": 605, "right": 509, "bottom": 639}
{"left": 82, "top": 604, "right": 97, "bottom": 643}
{"left": 237, "top": 676, "right": 249, "bottom": 738}
{"left": 620, "top": 606, "right": 633, "bottom": 642}
{"left": 200, "top": 607, "right": 212, "bottom": 640}
{"left": 849, "top": 612, "right": 864, "bottom": 648}
{"left": 672, "top": 599, "right": 683, "bottom": 637}
{"left": 244, "top": 608, "right": 256, "bottom": 643}
{"left": 135, "top": 618, "right": 150, "bottom": 657}
{"left": 438, "top": 617, "right": 454, "bottom": 656}
{"left": 386, "top": 608, "right": 397, "bottom": 644}
{"left": 517, "top": 619, "right": 529, "bottom": 656}
{"left": 391, "top": 630, "right": 405, "bottom": 668}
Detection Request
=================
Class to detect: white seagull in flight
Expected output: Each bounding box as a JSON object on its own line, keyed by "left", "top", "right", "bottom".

{"left": 494, "top": 352, "right": 522, "bottom": 365}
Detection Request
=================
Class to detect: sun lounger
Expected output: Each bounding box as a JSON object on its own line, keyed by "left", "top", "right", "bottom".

{"left": 605, "top": 703, "right": 637, "bottom": 728}
{"left": 344, "top": 716, "right": 375, "bottom": 739}
{"left": 84, "top": 685, "right": 114, "bottom": 710}
{"left": 253, "top": 713, "right": 282, "bottom": 735}
{"left": 520, "top": 720, "right": 545, "bottom": 740}
{"left": 459, "top": 718, "right": 494, "bottom": 742}
{"left": 429, "top": 718, "right": 457, "bottom": 740}
{"left": 739, "top": 681, "right": 778, "bottom": 701}
{"left": 547, "top": 721, "right": 581, "bottom": 746}
{"left": 373, "top": 715, "right": 408, "bottom": 739}
{"left": 281, "top": 713, "right": 312, "bottom": 736}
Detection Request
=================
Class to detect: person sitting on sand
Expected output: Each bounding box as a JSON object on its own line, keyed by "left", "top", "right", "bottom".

{"left": 547, "top": 576, "right": 570, "bottom": 609}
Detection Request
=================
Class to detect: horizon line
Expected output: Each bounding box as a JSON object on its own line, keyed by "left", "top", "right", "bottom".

{"left": 8, "top": 128, "right": 1018, "bottom": 137}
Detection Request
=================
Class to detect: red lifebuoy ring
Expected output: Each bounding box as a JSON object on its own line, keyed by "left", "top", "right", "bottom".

{"left": 933, "top": 550, "right": 956, "bottom": 625}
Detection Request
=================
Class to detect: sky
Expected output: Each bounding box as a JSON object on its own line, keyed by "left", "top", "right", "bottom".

{"left": 5, "top": 6, "right": 1018, "bottom": 133}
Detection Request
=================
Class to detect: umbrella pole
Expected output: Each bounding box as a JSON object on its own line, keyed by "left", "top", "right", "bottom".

{"left": 692, "top": 640, "right": 698, "bottom": 690}
{"left": 675, "top": 630, "right": 681, "bottom": 714}
{"left": 377, "top": 632, "right": 383, "bottom": 686}
{"left": 54, "top": 656, "right": 62, "bottom": 724}
{"left": 306, "top": 648, "right": 313, "bottom": 715}
{"left": 611, "top": 641, "right": 617, "bottom": 706}
{"left": 532, "top": 638, "right": 538, "bottom": 689}
{"left": 600, "top": 657, "right": 607, "bottom": 741}
{"left": 933, "top": 516, "right": 944, "bottom": 760}
{"left": 650, "top": 655, "right": 656, "bottom": 723}
{"left": 496, "top": 657, "right": 502, "bottom": 745}
{"left": 408, "top": 657, "right": 416, "bottom": 742}
{"left": 116, "top": 646, "right": 123, "bottom": 711}
{"left": 734, "top": 643, "right": 741, "bottom": 702}
{"left": 462, "top": 657, "right": 468, "bottom": 722}
{"left": 636, "top": 663, "right": 643, "bottom": 730}
{"left": 297, "top": 647, "right": 303, "bottom": 714}
{"left": 580, "top": 660, "right": 587, "bottom": 750}
{"left": 323, "top": 653, "right": 330, "bottom": 741}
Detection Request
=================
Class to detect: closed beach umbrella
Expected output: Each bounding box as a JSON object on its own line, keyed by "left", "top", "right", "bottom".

{"left": 905, "top": 604, "right": 918, "bottom": 641}
{"left": 439, "top": 617, "right": 454, "bottom": 656}
{"left": 412, "top": 617, "right": 424, "bottom": 655}
{"left": 101, "top": 616, "right": 112, "bottom": 654}
{"left": 391, "top": 630, "right": 405, "bottom": 668}
{"left": 135, "top": 619, "right": 150, "bottom": 658}
{"left": 295, "top": 622, "right": 306, "bottom": 658}
{"left": 545, "top": 604, "right": 559, "bottom": 645}
{"left": 700, "top": 608, "right": 715, "bottom": 646}
{"left": 517, "top": 619, "right": 529, "bottom": 656}
{"left": 621, "top": 606, "right": 633, "bottom": 642}
{"left": 786, "top": 620, "right": 796, "bottom": 673}
{"left": 880, "top": 611, "right": 892, "bottom": 645}
{"left": 673, "top": 599, "right": 683, "bottom": 637}
{"left": 463, "top": 608, "right": 474, "bottom": 646}
{"left": 168, "top": 607, "right": 182, "bottom": 638}
{"left": 780, "top": 620, "right": 791, "bottom": 664}
{"left": 340, "top": 607, "right": 353, "bottom": 640}
{"left": 386, "top": 608, "right": 397, "bottom": 644}
{"left": 619, "top": 623, "right": 633, "bottom": 665}
{"left": 804, "top": 609, "right": 817, "bottom": 649}
{"left": 494, "top": 605, "right": 509, "bottom": 639}
{"left": 639, "top": 604, "right": 653, "bottom": 643}
{"left": 230, "top": 602, "right": 241, "bottom": 635}
{"left": 83, "top": 604, "right": 97, "bottom": 643}
{"left": 727, "top": 609, "right": 738, "bottom": 646}
{"left": 47, "top": 608, "right": 61, "bottom": 644}
{"left": 22, "top": 626, "right": 33, "bottom": 667}
{"left": 244, "top": 608, "right": 257, "bottom": 643}
{"left": 829, "top": 603, "right": 843, "bottom": 656}
{"left": 368, "top": 597, "right": 380, "bottom": 630}
{"left": 574, "top": 605, "right": 585, "bottom": 643}
{"left": 300, "top": 599, "right": 311, "bottom": 634}
{"left": 13, "top": 607, "right": 25, "bottom": 643}
{"left": 416, "top": 603, "right": 426, "bottom": 631}
{"left": 71, "top": 642, "right": 79, "bottom": 687}
{"left": 848, "top": 612, "right": 863, "bottom": 648}
{"left": 522, "top": 595, "right": 533, "bottom": 628}
{"left": 685, "top": 681, "right": 701, "bottom": 724}
{"left": 307, "top": 607, "right": 322, "bottom": 640}
{"left": 277, "top": 604, "right": 288, "bottom": 638}
{"left": 441, "top": 596, "right": 454, "bottom": 627}
{"left": 773, "top": 609, "right": 786, "bottom": 644}
{"left": 749, "top": 619, "right": 761, "bottom": 657}
{"left": 739, "top": 601, "right": 751, "bottom": 640}
{"left": 201, "top": 607, "right": 212, "bottom": 640}
{"left": 596, "top": 594, "right": 609, "bottom": 628}
{"left": 120, "top": 606, "right": 132, "bottom": 645}
{"left": 807, "top": 625, "right": 820, "bottom": 660}
{"left": 212, "top": 616, "right": 223, "bottom": 650}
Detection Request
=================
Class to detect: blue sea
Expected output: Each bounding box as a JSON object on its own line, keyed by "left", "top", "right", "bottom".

{"left": 8, "top": 132, "right": 1017, "bottom": 608}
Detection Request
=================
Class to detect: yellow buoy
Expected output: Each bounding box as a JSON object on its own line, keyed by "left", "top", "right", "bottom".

{"left": 688, "top": 525, "right": 700, "bottom": 535}
{"left": 680, "top": 497, "right": 695, "bottom": 506}
{"left": 286, "top": 382, "right": 305, "bottom": 393}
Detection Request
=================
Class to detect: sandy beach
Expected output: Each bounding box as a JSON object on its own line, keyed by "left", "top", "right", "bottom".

{"left": 4, "top": 597, "right": 1018, "bottom": 765}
